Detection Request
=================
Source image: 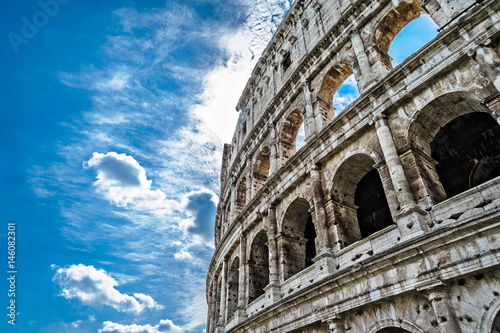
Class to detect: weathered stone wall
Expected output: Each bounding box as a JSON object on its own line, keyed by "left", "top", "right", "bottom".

{"left": 207, "top": 0, "right": 500, "bottom": 332}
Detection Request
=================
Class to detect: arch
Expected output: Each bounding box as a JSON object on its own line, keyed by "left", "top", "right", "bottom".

{"left": 279, "top": 198, "right": 316, "bottom": 280}
{"left": 280, "top": 109, "right": 304, "bottom": 165}
{"left": 478, "top": 295, "right": 500, "bottom": 333}
{"left": 373, "top": 0, "right": 431, "bottom": 71}
{"left": 367, "top": 318, "right": 425, "bottom": 333}
{"left": 248, "top": 231, "right": 269, "bottom": 304}
{"left": 236, "top": 177, "right": 246, "bottom": 213}
{"left": 253, "top": 147, "right": 271, "bottom": 193}
{"left": 408, "top": 91, "right": 500, "bottom": 202}
{"left": 331, "top": 153, "right": 394, "bottom": 247}
{"left": 317, "top": 61, "right": 356, "bottom": 123}
{"left": 226, "top": 257, "right": 239, "bottom": 319}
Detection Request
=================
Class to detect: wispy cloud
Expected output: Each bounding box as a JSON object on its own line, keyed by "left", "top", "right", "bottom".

{"left": 53, "top": 264, "right": 164, "bottom": 314}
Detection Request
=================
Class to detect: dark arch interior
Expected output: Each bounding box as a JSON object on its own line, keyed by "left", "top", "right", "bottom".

{"left": 355, "top": 169, "right": 394, "bottom": 238}
{"left": 281, "top": 199, "right": 316, "bottom": 280}
{"left": 226, "top": 258, "right": 239, "bottom": 319}
{"left": 304, "top": 215, "right": 316, "bottom": 268}
{"left": 376, "top": 328, "right": 411, "bottom": 333}
{"left": 492, "top": 308, "right": 500, "bottom": 333}
{"left": 248, "top": 232, "right": 269, "bottom": 304}
{"left": 431, "top": 112, "right": 500, "bottom": 199}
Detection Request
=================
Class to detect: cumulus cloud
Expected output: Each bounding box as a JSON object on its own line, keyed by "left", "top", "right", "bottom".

{"left": 85, "top": 152, "right": 177, "bottom": 216}
{"left": 174, "top": 250, "right": 193, "bottom": 261}
{"left": 99, "top": 319, "right": 183, "bottom": 333}
{"left": 178, "top": 189, "right": 217, "bottom": 242}
{"left": 53, "top": 264, "right": 163, "bottom": 314}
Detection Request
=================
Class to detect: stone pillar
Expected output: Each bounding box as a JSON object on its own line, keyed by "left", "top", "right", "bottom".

{"left": 375, "top": 115, "right": 416, "bottom": 209}
{"left": 219, "top": 258, "right": 228, "bottom": 325}
{"left": 375, "top": 115, "right": 430, "bottom": 236}
{"left": 267, "top": 206, "right": 280, "bottom": 284}
{"left": 270, "top": 140, "right": 278, "bottom": 175}
{"left": 425, "top": 285, "right": 462, "bottom": 333}
{"left": 327, "top": 316, "right": 345, "bottom": 333}
{"left": 246, "top": 167, "right": 253, "bottom": 202}
{"left": 229, "top": 188, "right": 236, "bottom": 223}
{"left": 235, "top": 234, "right": 247, "bottom": 322}
{"left": 301, "top": 76, "right": 318, "bottom": 140}
{"left": 313, "top": 97, "right": 332, "bottom": 129}
{"left": 324, "top": 196, "right": 343, "bottom": 252}
{"left": 310, "top": 166, "right": 332, "bottom": 252}
{"left": 265, "top": 206, "right": 281, "bottom": 302}
{"left": 350, "top": 31, "right": 375, "bottom": 90}
{"left": 472, "top": 44, "right": 500, "bottom": 92}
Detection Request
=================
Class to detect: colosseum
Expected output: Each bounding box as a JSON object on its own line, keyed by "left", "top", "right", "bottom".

{"left": 206, "top": 0, "right": 500, "bottom": 331}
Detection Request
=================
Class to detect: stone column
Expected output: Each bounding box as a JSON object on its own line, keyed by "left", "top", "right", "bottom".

{"left": 269, "top": 125, "right": 279, "bottom": 174}
{"left": 218, "top": 258, "right": 228, "bottom": 325}
{"left": 229, "top": 187, "right": 236, "bottom": 223}
{"left": 375, "top": 115, "right": 430, "bottom": 236}
{"left": 265, "top": 206, "right": 281, "bottom": 302}
{"left": 425, "top": 285, "right": 462, "bottom": 333}
{"left": 235, "top": 234, "right": 247, "bottom": 322}
{"left": 313, "top": 97, "right": 331, "bottom": 130}
{"left": 375, "top": 115, "right": 417, "bottom": 209}
{"left": 350, "top": 31, "right": 375, "bottom": 90}
{"left": 270, "top": 140, "right": 278, "bottom": 175}
{"left": 301, "top": 76, "right": 318, "bottom": 140}
{"left": 246, "top": 166, "right": 253, "bottom": 201}
{"left": 310, "top": 166, "right": 331, "bottom": 252}
{"left": 267, "top": 206, "right": 280, "bottom": 284}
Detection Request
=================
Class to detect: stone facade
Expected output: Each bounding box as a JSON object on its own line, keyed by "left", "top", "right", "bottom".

{"left": 206, "top": 0, "right": 500, "bottom": 332}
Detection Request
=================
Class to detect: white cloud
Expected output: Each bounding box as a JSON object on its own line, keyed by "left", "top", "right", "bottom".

{"left": 99, "top": 319, "right": 183, "bottom": 333}
{"left": 71, "top": 320, "right": 83, "bottom": 328}
{"left": 174, "top": 250, "right": 193, "bottom": 261}
{"left": 85, "top": 152, "right": 177, "bottom": 217}
{"left": 53, "top": 264, "right": 163, "bottom": 314}
{"left": 193, "top": 0, "right": 293, "bottom": 144}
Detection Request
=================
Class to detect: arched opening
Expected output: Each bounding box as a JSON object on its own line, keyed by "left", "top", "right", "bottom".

{"left": 388, "top": 14, "right": 438, "bottom": 66}
{"left": 226, "top": 258, "right": 239, "bottom": 320}
{"left": 248, "top": 232, "right": 269, "bottom": 304}
{"left": 236, "top": 177, "right": 246, "bottom": 213}
{"left": 408, "top": 92, "right": 500, "bottom": 203}
{"left": 317, "top": 61, "right": 357, "bottom": 123}
{"left": 332, "top": 74, "right": 360, "bottom": 116}
{"left": 492, "top": 308, "right": 500, "bottom": 333}
{"left": 279, "top": 198, "right": 316, "bottom": 281}
{"left": 376, "top": 328, "right": 411, "bottom": 333}
{"left": 431, "top": 112, "right": 500, "bottom": 198}
{"left": 296, "top": 123, "right": 306, "bottom": 150}
{"left": 355, "top": 169, "right": 395, "bottom": 239}
{"left": 281, "top": 109, "right": 304, "bottom": 165}
{"left": 374, "top": 0, "right": 436, "bottom": 71}
{"left": 331, "top": 154, "right": 394, "bottom": 247}
{"left": 253, "top": 147, "right": 270, "bottom": 193}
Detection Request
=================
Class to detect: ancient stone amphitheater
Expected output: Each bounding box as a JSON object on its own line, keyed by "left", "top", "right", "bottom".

{"left": 206, "top": 0, "right": 500, "bottom": 331}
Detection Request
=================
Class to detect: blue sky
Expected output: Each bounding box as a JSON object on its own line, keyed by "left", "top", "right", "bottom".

{"left": 0, "top": 1, "right": 436, "bottom": 332}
